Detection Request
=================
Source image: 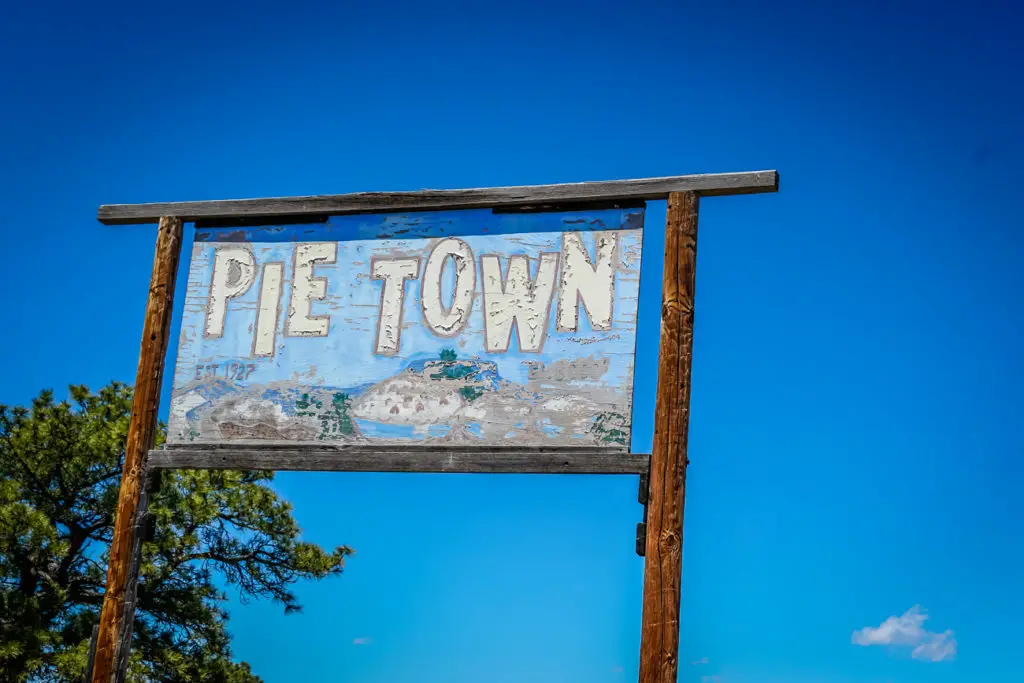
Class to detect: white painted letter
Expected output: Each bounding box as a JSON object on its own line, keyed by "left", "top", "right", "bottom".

{"left": 286, "top": 243, "right": 336, "bottom": 337}
{"left": 556, "top": 232, "right": 617, "bottom": 332}
{"left": 421, "top": 238, "right": 475, "bottom": 337}
{"left": 372, "top": 257, "right": 420, "bottom": 355}
{"left": 481, "top": 253, "right": 559, "bottom": 353}
{"left": 206, "top": 246, "right": 256, "bottom": 338}
{"left": 253, "top": 262, "right": 284, "bottom": 357}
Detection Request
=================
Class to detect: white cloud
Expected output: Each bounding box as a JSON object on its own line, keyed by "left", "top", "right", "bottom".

{"left": 691, "top": 657, "right": 709, "bottom": 665}
{"left": 701, "top": 676, "right": 720, "bottom": 683}
{"left": 611, "top": 666, "right": 624, "bottom": 673}
{"left": 852, "top": 606, "right": 957, "bottom": 662}
{"left": 911, "top": 634, "right": 958, "bottom": 663}
{"left": 352, "top": 637, "right": 373, "bottom": 646}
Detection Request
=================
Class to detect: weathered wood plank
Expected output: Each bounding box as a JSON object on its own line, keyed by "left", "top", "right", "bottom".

{"left": 148, "top": 445, "right": 650, "bottom": 474}
{"left": 112, "top": 471, "right": 158, "bottom": 683}
{"left": 97, "top": 171, "right": 778, "bottom": 225}
{"left": 85, "top": 624, "right": 100, "bottom": 682}
{"left": 92, "top": 217, "right": 183, "bottom": 683}
{"left": 638, "top": 192, "right": 699, "bottom": 683}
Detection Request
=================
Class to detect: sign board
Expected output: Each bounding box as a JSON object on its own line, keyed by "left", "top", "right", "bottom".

{"left": 168, "top": 207, "right": 644, "bottom": 449}
{"left": 92, "top": 172, "right": 777, "bottom": 683}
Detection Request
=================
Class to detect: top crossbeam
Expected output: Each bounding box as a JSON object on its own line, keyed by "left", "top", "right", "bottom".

{"left": 97, "top": 170, "right": 779, "bottom": 225}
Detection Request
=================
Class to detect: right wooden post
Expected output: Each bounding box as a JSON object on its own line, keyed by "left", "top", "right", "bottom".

{"left": 638, "top": 191, "right": 699, "bottom": 683}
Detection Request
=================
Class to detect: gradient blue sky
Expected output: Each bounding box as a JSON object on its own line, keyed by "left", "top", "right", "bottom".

{"left": 2, "top": 1, "right": 1021, "bottom": 682}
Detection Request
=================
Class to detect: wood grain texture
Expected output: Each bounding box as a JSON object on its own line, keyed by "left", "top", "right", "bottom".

{"left": 638, "top": 192, "right": 699, "bottom": 683}
{"left": 97, "top": 171, "right": 778, "bottom": 225}
{"left": 148, "top": 444, "right": 650, "bottom": 474}
{"left": 91, "top": 217, "right": 183, "bottom": 683}
{"left": 112, "top": 472, "right": 157, "bottom": 683}
{"left": 85, "top": 625, "right": 99, "bottom": 682}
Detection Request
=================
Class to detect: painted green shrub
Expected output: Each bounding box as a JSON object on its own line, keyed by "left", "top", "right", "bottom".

{"left": 430, "top": 349, "right": 486, "bottom": 402}
{"left": 295, "top": 392, "right": 356, "bottom": 440}
{"left": 591, "top": 411, "right": 629, "bottom": 445}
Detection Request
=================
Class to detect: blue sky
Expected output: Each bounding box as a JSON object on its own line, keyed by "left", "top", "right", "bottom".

{"left": 1, "top": 1, "right": 1021, "bottom": 682}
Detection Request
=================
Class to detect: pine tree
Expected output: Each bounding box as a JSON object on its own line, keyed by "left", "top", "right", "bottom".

{"left": 0, "top": 382, "right": 352, "bottom": 681}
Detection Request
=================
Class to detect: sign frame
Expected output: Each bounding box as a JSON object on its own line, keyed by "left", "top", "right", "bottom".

{"left": 89, "top": 170, "right": 779, "bottom": 683}
{"left": 167, "top": 205, "right": 650, "bottom": 463}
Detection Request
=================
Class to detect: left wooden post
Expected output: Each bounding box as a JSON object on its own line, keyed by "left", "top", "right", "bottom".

{"left": 91, "top": 216, "right": 183, "bottom": 683}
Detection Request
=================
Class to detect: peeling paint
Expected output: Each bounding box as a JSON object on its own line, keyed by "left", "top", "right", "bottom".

{"left": 169, "top": 207, "right": 644, "bottom": 447}
{"left": 480, "top": 252, "right": 558, "bottom": 353}
{"left": 285, "top": 243, "right": 335, "bottom": 337}
{"left": 421, "top": 238, "right": 475, "bottom": 337}
{"left": 556, "top": 232, "right": 617, "bottom": 332}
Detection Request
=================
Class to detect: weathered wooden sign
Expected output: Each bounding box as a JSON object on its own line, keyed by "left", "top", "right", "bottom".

{"left": 91, "top": 171, "right": 779, "bottom": 683}
{"left": 169, "top": 208, "right": 644, "bottom": 448}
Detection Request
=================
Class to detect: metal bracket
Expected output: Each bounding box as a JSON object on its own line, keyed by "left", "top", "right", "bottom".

{"left": 636, "top": 472, "right": 649, "bottom": 556}
{"left": 636, "top": 459, "right": 691, "bottom": 557}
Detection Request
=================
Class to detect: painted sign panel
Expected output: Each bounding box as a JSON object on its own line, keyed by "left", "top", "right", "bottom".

{"left": 167, "top": 207, "right": 644, "bottom": 448}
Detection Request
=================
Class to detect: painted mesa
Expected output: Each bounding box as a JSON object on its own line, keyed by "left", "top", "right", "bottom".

{"left": 168, "top": 207, "right": 644, "bottom": 447}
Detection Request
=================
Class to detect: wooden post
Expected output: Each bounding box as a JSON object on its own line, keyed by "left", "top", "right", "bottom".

{"left": 638, "top": 192, "right": 699, "bottom": 683}
{"left": 85, "top": 624, "right": 99, "bottom": 682}
{"left": 91, "top": 216, "right": 183, "bottom": 683}
{"left": 112, "top": 470, "right": 158, "bottom": 683}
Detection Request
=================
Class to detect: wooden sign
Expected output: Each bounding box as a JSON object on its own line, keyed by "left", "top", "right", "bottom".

{"left": 91, "top": 171, "right": 779, "bottom": 683}
{"left": 168, "top": 208, "right": 644, "bottom": 450}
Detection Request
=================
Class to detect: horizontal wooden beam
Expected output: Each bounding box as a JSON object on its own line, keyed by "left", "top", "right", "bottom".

{"left": 98, "top": 171, "right": 779, "bottom": 225}
{"left": 148, "top": 444, "right": 650, "bottom": 474}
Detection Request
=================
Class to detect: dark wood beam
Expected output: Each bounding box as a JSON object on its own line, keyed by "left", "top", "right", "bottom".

{"left": 148, "top": 444, "right": 650, "bottom": 475}
{"left": 98, "top": 171, "right": 779, "bottom": 225}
